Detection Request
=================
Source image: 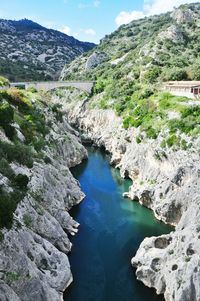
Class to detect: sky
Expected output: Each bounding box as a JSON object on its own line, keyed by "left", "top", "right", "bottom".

{"left": 0, "top": 0, "right": 199, "bottom": 43}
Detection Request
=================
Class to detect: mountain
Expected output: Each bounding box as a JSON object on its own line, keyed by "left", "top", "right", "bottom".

{"left": 61, "top": 2, "right": 200, "bottom": 83}
{"left": 0, "top": 18, "right": 95, "bottom": 81}
{"left": 61, "top": 2, "right": 200, "bottom": 138}
{"left": 59, "top": 3, "right": 200, "bottom": 301}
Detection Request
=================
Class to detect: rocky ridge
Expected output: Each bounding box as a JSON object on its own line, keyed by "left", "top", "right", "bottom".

{"left": 0, "top": 93, "right": 87, "bottom": 300}
{"left": 0, "top": 19, "right": 95, "bottom": 81}
{"left": 53, "top": 89, "right": 200, "bottom": 301}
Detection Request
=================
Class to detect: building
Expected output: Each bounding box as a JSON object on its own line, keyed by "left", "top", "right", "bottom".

{"left": 163, "top": 81, "right": 200, "bottom": 99}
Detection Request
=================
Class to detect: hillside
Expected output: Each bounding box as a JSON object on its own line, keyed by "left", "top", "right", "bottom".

{"left": 61, "top": 2, "right": 200, "bottom": 145}
{"left": 58, "top": 3, "right": 200, "bottom": 301}
{"left": 62, "top": 2, "right": 200, "bottom": 83}
{"left": 0, "top": 19, "right": 95, "bottom": 81}
{"left": 0, "top": 78, "right": 88, "bottom": 300}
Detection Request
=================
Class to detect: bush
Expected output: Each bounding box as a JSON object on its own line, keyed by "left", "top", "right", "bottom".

{"left": 163, "top": 67, "right": 188, "bottom": 81}
{"left": 143, "top": 67, "right": 161, "bottom": 83}
{"left": 0, "top": 76, "right": 9, "bottom": 87}
{"left": 0, "top": 189, "right": 22, "bottom": 229}
{"left": 191, "top": 58, "right": 200, "bottom": 80}
{"left": 0, "top": 158, "right": 14, "bottom": 179}
{"left": 27, "top": 86, "right": 37, "bottom": 93}
{"left": 146, "top": 127, "right": 158, "bottom": 139}
{"left": 52, "top": 103, "right": 63, "bottom": 122}
{"left": 0, "top": 102, "right": 14, "bottom": 125}
{"left": 166, "top": 134, "right": 180, "bottom": 147}
{"left": 0, "top": 102, "right": 16, "bottom": 139}
{"left": 23, "top": 214, "right": 32, "bottom": 228}
{"left": 0, "top": 141, "right": 34, "bottom": 168}
{"left": 7, "top": 88, "right": 32, "bottom": 110}
{"left": 136, "top": 135, "right": 142, "bottom": 144}
{"left": 0, "top": 231, "right": 4, "bottom": 241}
{"left": 14, "top": 174, "right": 29, "bottom": 189}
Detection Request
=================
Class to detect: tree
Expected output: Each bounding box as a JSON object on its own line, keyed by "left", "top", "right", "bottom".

{"left": 191, "top": 58, "right": 200, "bottom": 80}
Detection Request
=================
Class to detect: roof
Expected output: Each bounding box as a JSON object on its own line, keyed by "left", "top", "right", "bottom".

{"left": 164, "top": 81, "right": 200, "bottom": 88}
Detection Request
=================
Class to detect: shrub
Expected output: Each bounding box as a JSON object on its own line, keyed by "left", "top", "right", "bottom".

{"left": 14, "top": 174, "right": 29, "bottom": 189}
{"left": 52, "top": 103, "right": 63, "bottom": 122}
{"left": 7, "top": 88, "right": 32, "bottom": 110}
{"left": 0, "top": 141, "right": 34, "bottom": 168}
{"left": 191, "top": 58, "right": 200, "bottom": 80}
{"left": 44, "top": 156, "right": 52, "bottom": 164}
{"left": 143, "top": 67, "right": 161, "bottom": 83}
{"left": 0, "top": 76, "right": 9, "bottom": 87}
{"left": 0, "top": 102, "right": 14, "bottom": 125}
{"left": 0, "top": 158, "right": 14, "bottom": 179}
{"left": 146, "top": 127, "right": 158, "bottom": 139}
{"left": 23, "top": 214, "right": 32, "bottom": 228}
{"left": 27, "top": 86, "right": 37, "bottom": 93}
{"left": 166, "top": 134, "right": 180, "bottom": 147}
{"left": 136, "top": 135, "right": 142, "bottom": 144}
{"left": 0, "top": 231, "right": 4, "bottom": 241}
{"left": 0, "top": 189, "right": 22, "bottom": 229}
{"left": 4, "top": 125, "right": 16, "bottom": 140}
{"left": 163, "top": 67, "right": 188, "bottom": 81}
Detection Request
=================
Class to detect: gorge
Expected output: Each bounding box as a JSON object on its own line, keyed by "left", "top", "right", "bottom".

{"left": 63, "top": 146, "right": 171, "bottom": 301}
{"left": 0, "top": 2, "right": 200, "bottom": 301}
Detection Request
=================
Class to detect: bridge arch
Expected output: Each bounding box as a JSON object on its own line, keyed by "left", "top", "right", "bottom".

{"left": 10, "top": 81, "right": 95, "bottom": 94}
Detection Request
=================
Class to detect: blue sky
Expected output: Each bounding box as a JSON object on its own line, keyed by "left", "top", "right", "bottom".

{"left": 0, "top": 0, "right": 198, "bottom": 43}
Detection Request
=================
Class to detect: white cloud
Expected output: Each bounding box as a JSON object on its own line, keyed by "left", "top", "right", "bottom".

{"left": 115, "top": 11, "right": 145, "bottom": 26}
{"left": 78, "top": 1, "right": 100, "bottom": 9}
{"left": 93, "top": 0, "right": 100, "bottom": 7}
{"left": 144, "top": 0, "right": 196, "bottom": 15}
{"left": 115, "top": 0, "right": 198, "bottom": 26}
{"left": 60, "top": 26, "right": 71, "bottom": 35}
{"left": 78, "top": 3, "right": 90, "bottom": 9}
{"left": 82, "top": 28, "right": 96, "bottom": 36}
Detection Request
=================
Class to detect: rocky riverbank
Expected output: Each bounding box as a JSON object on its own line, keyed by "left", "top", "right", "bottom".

{"left": 54, "top": 90, "right": 200, "bottom": 301}
{"left": 0, "top": 93, "right": 87, "bottom": 301}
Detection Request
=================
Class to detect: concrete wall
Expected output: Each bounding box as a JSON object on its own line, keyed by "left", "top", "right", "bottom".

{"left": 167, "top": 90, "right": 195, "bottom": 99}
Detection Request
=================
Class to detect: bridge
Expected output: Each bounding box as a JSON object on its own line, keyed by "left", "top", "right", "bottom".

{"left": 9, "top": 81, "right": 95, "bottom": 94}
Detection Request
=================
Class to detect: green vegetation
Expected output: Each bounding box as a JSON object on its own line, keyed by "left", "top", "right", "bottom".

{"left": 0, "top": 81, "right": 63, "bottom": 230}
{"left": 62, "top": 3, "right": 200, "bottom": 146}
{"left": 0, "top": 189, "right": 23, "bottom": 229}
{"left": 0, "top": 76, "right": 9, "bottom": 87}
{"left": 0, "top": 19, "right": 95, "bottom": 81}
{"left": 4, "top": 272, "right": 21, "bottom": 283}
{"left": 23, "top": 214, "right": 33, "bottom": 228}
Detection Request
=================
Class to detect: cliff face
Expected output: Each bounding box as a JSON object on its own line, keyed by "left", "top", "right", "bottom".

{"left": 0, "top": 89, "right": 87, "bottom": 300}
{"left": 54, "top": 89, "right": 200, "bottom": 301}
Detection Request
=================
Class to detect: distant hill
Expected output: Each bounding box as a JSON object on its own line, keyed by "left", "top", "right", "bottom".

{"left": 61, "top": 2, "right": 200, "bottom": 84}
{"left": 61, "top": 2, "right": 200, "bottom": 140}
{"left": 0, "top": 18, "right": 95, "bottom": 81}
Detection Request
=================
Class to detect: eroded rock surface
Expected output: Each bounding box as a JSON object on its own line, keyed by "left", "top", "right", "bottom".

{"left": 57, "top": 93, "right": 200, "bottom": 301}
{"left": 0, "top": 108, "right": 87, "bottom": 300}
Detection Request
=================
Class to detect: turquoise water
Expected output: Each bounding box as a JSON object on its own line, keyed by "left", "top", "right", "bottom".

{"left": 64, "top": 147, "right": 171, "bottom": 301}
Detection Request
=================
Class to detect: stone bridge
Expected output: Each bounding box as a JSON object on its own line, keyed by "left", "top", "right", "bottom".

{"left": 10, "top": 81, "right": 95, "bottom": 94}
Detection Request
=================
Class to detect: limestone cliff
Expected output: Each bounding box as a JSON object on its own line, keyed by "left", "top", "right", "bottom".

{"left": 0, "top": 89, "right": 87, "bottom": 300}
{"left": 54, "top": 89, "right": 200, "bottom": 301}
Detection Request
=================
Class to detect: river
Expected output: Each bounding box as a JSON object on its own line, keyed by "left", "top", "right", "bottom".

{"left": 64, "top": 146, "right": 171, "bottom": 301}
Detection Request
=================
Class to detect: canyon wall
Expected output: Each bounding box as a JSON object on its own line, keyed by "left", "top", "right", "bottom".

{"left": 0, "top": 103, "right": 87, "bottom": 301}
{"left": 56, "top": 91, "right": 200, "bottom": 301}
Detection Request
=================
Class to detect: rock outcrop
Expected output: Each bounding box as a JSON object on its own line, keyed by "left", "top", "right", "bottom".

{"left": 85, "top": 52, "right": 108, "bottom": 70}
{"left": 171, "top": 7, "right": 194, "bottom": 24}
{"left": 132, "top": 198, "right": 200, "bottom": 301}
{"left": 0, "top": 106, "right": 87, "bottom": 300}
{"left": 56, "top": 92, "right": 200, "bottom": 301}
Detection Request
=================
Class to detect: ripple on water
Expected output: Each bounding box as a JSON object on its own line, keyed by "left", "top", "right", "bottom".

{"left": 64, "top": 146, "right": 171, "bottom": 301}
